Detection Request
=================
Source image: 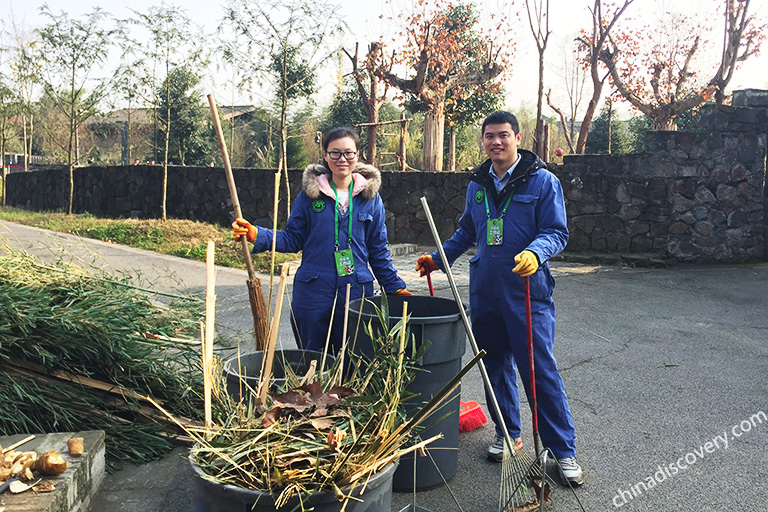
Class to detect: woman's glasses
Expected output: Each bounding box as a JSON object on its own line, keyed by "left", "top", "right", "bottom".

{"left": 326, "top": 150, "right": 358, "bottom": 160}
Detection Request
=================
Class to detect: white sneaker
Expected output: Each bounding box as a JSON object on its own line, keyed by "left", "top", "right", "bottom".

{"left": 486, "top": 434, "right": 523, "bottom": 462}
{"left": 558, "top": 457, "right": 584, "bottom": 486}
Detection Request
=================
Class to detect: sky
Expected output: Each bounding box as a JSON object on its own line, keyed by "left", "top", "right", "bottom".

{"left": 3, "top": 0, "right": 768, "bottom": 119}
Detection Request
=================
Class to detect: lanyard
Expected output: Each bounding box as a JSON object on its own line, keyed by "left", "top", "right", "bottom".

{"left": 331, "top": 180, "right": 354, "bottom": 250}
{"left": 483, "top": 188, "right": 514, "bottom": 220}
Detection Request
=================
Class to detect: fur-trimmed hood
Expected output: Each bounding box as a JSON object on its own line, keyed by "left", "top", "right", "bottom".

{"left": 302, "top": 163, "right": 381, "bottom": 200}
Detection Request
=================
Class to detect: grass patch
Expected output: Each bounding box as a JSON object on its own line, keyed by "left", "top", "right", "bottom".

{"left": 0, "top": 207, "right": 299, "bottom": 273}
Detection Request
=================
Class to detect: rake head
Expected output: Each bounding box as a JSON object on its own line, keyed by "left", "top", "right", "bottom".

{"left": 499, "top": 445, "right": 554, "bottom": 512}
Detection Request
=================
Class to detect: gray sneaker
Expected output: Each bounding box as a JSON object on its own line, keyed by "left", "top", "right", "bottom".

{"left": 558, "top": 457, "right": 585, "bottom": 486}
{"left": 486, "top": 435, "right": 523, "bottom": 462}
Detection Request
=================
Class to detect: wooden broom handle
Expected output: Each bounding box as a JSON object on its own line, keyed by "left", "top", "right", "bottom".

{"left": 207, "top": 94, "right": 257, "bottom": 279}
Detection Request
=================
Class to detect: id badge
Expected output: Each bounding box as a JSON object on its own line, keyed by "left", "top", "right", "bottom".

{"left": 487, "top": 219, "right": 504, "bottom": 246}
{"left": 334, "top": 249, "right": 356, "bottom": 276}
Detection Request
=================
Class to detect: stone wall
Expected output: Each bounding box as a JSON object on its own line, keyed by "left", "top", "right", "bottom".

{"left": 7, "top": 89, "right": 768, "bottom": 263}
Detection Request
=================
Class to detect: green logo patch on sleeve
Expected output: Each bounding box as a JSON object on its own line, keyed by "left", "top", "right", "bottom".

{"left": 474, "top": 189, "right": 485, "bottom": 204}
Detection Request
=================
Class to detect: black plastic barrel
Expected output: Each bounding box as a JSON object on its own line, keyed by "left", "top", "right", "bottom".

{"left": 223, "top": 350, "right": 333, "bottom": 402}
{"left": 190, "top": 456, "right": 397, "bottom": 512}
{"left": 347, "top": 295, "right": 467, "bottom": 491}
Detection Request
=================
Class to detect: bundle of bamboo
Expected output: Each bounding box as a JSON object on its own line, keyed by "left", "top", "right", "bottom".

{"left": 0, "top": 249, "right": 207, "bottom": 468}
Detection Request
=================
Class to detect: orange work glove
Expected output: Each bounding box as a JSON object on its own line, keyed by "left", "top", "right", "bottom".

{"left": 232, "top": 218, "right": 258, "bottom": 243}
{"left": 395, "top": 288, "right": 412, "bottom": 295}
{"left": 415, "top": 254, "right": 439, "bottom": 277}
{"left": 512, "top": 250, "right": 539, "bottom": 277}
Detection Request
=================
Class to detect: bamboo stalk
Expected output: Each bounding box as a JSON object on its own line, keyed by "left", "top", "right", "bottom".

{"left": 334, "top": 284, "right": 352, "bottom": 385}
{"left": 7, "top": 359, "right": 163, "bottom": 405}
{"left": 258, "top": 264, "right": 289, "bottom": 404}
{"left": 319, "top": 293, "right": 339, "bottom": 378}
{"left": 141, "top": 332, "right": 199, "bottom": 345}
{"left": 204, "top": 240, "right": 216, "bottom": 430}
{"left": 207, "top": 93, "right": 268, "bottom": 349}
{"left": 268, "top": 169, "right": 280, "bottom": 321}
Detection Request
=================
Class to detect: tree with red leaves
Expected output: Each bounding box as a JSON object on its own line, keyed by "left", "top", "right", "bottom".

{"left": 588, "top": 0, "right": 765, "bottom": 131}
{"left": 373, "top": 1, "right": 512, "bottom": 172}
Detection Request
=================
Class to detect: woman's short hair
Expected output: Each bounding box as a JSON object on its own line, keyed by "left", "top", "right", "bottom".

{"left": 323, "top": 127, "right": 360, "bottom": 151}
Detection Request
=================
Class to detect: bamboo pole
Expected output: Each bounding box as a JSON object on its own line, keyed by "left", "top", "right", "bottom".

{"left": 203, "top": 240, "right": 216, "bottom": 430}
{"left": 207, "top": 93, "right": 269, "bottom": 349}
{"left": 258, "top": 264, "right": 289, "bottom": 404}
{"left": 334, "top": 283, "right": 352, "bottom": 384}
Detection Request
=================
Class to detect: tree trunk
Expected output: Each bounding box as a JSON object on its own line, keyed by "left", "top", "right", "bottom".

{"left": 279, "top": 91, "right": 291, "bottom": 219}
{"left": 607, "top": 101, "right": 612, "bottom": 154}
{"left": 422, "top": 103, "right": 445, "bottom": 172}
{"left": 366, "top": 121, "right": 378, "bottom": 165}
{"left": 398, "top": 113, "right": 408, "bottom": 171}
{"left": 67, "top": 163, "right": 74, "bottom": 215}
{"left": 22, "top": 115, "right": 29, "bottom": 172}
{"left": 448, "top": 125, "right": 456, "bottom": 172}
{"left": 652, "top": 117, "right": 677, "bottom": 131}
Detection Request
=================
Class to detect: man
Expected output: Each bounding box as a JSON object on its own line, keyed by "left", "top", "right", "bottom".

{"left": 415, "top": 111, "right": 583, "bottom": 486}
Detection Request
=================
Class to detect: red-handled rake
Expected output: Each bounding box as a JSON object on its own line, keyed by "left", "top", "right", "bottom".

{"left": 419, "top": 197, "right": 545, "bottom": 511}
{"left": 500, "top": 280, "right": 586, "bottom": 512}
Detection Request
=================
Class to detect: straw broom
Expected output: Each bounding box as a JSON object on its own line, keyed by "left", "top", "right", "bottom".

{"left": 207, "top": 93, "right": 269, "bottom": 349}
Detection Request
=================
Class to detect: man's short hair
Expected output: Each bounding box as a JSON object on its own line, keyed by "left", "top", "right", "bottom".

{"left": 482, "top": 111, "right": 520, "bottom": 135}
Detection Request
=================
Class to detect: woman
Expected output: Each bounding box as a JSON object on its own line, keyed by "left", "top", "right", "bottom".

{"left": 233, "top": 127, "right": 410, "bottom": 353}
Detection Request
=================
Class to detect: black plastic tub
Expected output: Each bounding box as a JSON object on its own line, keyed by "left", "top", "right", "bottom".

{"left": 348, "top": 295, "right": 467, "bottom": 491}
{"left": 190, "top": 456, "right": 397, "bottom": 512}
{"left": 223, "top": 349, "right": 333, "bottom": 402}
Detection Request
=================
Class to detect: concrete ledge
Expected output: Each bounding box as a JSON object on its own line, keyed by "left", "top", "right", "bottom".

{"left": 0, "top": 431, "right": 105, "bottom": 512}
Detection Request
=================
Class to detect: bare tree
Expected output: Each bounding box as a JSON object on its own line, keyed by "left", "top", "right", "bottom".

{"left": 575, "top": 0, "right": 635, "bottom": 154}
{"left": 526, "top": 0, "right": 551, "bottom": 158}
{"left": 710, "top": 0, "right": 764, "bottom": 104}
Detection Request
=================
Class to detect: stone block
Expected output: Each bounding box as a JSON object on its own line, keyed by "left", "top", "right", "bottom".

{"left": 0, "top": 431, "right": 105, "bottom": 512}
{"left": 673, "top": 194, "right": 694, "bottom": 213}
{"left": 694, "top": 186, "right": 716, "bottom": 204}
{"left": 669, "top": 222, "right": 689, "bottom": 235}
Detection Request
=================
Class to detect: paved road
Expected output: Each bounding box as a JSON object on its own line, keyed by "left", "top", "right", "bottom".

{"left": 2, "top": 221, "right": 767, "bottom": 512}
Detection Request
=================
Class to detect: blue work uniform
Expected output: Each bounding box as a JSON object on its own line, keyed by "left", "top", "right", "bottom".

{"left": 251, "top": 163, "right": 405, "bottom": 353}
{"left": 432, "top": 149, "right": 577, "bottom": 458}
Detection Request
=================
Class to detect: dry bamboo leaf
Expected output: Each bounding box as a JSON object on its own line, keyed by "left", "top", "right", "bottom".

{"left": 270, "top": 390, "right": 312, "bottom": 412}
{"left": 326, "top": 427, "right": 347, "bottom": 453}
{"left": 0, "top": 467, "right": 11, "bottom": 480}
{"left": 309, "top": 418, "right": 335, "bottom": 430}
{"left": 261, "top": 407, "right": 284, "bottom": 428}
{"left": 33, "top": 481, "right": 56, "bottom": 493}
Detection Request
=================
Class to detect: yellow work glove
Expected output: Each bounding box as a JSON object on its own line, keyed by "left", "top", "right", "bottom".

{"left": 415, "top": 254, "right": 439, "bottom": 277}
{"left": 513, "top": 250, "right": 539, "bottom": 277}
{"left": 395, "top": 288, "right": 412, "bottom": 295}
{"left": 232, "top": 218, "right": 258, "bottom": 243}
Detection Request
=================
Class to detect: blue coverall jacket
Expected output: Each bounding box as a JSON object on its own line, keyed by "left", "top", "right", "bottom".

{"left": 251, "top": 163, "right": 405, "bottom": 353}
{"left": 432, "top": 149, "right": 577, "bottom": 458}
